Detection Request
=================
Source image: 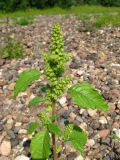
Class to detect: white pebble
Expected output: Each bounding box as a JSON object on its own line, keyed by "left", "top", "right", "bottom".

{"left": 18, "top": 129, "right": 27, "bottom": 134}
{"left": 15, "top": 155, "right": 30, "bottom": 160}
{"left": 99, "top": 116, "right": 107, "bottom": 124}
{"left": 58, "top": 97, "right": 67, "bottom": 105}
{"left": 75, "top": 155, "right": 84, "bottom": 160}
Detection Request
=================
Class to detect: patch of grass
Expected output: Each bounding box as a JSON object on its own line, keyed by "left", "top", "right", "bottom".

{"left": 0, "top": 6, "right": 120, "bottom": 18}
{"left": 76, "top": 14, "right": 92, "bottom": 20}
{"left": 1, "top": 38, "right": 24, "bottom": 59}
{"left": 76, "top": 12, "right": 120, "bottom": 29}
{"left": 94, "top": 13, "right": 120, "bottom": 27}
{"left": 14, "top": 16, "right": 34, "bottom": 25}
{"left": 0, "top": 6, "right": 119, "bottom": 28}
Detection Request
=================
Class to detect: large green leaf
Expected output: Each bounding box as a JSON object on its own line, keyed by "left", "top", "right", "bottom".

{"left": 30, "top": 130, "right": 51, "bottom": 159}
{"left": 28, "top": 122, "right": 39, "bottom": 134}
{"left": 14, "top": 69, "right": 40, "bottom": 98}
{"left": 70, "top": 126, "right": 88, "bottom": 155}
{"left": 48, "top": 123, "right": 63, "bottom": 136}
{"left": 28, "top": 97, "right": 46, "bottom": 107}
{"left": 68, "top": 82, "right": 108, "bottom": 112}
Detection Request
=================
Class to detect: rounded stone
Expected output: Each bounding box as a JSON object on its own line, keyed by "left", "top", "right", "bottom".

{"left": 15, "top": 155, "right": 30, "bottom": 160}
{"left": 0, "top": 140, "right": 11, "bottom": 156}
{"left": 99, "top": 116, "right": 107, "bottom": 124}
{"left": 75, "top": 155, "right": 84, "bottom": 160}
{"left": 0, "top": 156, "right": 10, "bottom": 160}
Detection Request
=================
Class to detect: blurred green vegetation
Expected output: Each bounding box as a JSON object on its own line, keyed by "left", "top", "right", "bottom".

{"left": 0, "top": 5, "right": 119, "bottom": 28}
{"left": 0, "top": 0, "right": 120, "bottom": 12}
{"left": 1, "top": 37, "right": 24, "bottom": 59}
{"left": 0, "top": 6, "right": 120, "bottom": 18}
{"left": 94, "top": 13, "right": 120, "bottom": 27}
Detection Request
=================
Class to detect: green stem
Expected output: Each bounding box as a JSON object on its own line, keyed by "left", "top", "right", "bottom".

{"left": 52, "top": 103, "right": 57, "bottom": 160}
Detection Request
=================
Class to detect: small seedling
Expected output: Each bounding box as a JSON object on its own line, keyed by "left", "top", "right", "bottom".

{"left": 0, "top": 17, "right": 24, "bottom": 59}
{"left": 1, "top": 38, "right": 24, "bottom": 59}
{"left": 13, "top": 24, "right": 108, "bottom": 160}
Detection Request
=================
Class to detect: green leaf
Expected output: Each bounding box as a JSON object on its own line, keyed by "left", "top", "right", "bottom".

{"left": 48, "top": 123, "right": 63, "bottom": 136}
{"left": 14, "top": 69, "right": 40, "bottom": 98}
{"left": 28, "top": 122, "right": 39, "bottom": 134}
{"left": 70, "top": 126, "right": 88, "bottom": 155}
{"left": 30, "top": 130, "right": 51, "bottom": 159}
{"left": 28, "top": 97, "right": 46, "bottom": 107}
{"left": 68, "top": 82, "right": 108, "bottom": 112}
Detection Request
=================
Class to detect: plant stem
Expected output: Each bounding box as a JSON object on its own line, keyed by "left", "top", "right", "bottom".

{"left": 52, "top": 103, "right": 57, "bottom": 160}
{"left": 6, "top": 16, "right": 9, "bottom": 44}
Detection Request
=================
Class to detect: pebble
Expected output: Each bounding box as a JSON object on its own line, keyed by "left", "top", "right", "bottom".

{"left": 84, "top": 157, "right": 90, "bottom": 160}
{"left": 8, "top": 83, "right": 15, "bottom": 91}
{"left": 101, "top": 138, "right": 110, "bottom": 145}
{"left": 79, "top": 109, "right": 85, "bottom": 114}
{"left": 6, "top": 118, "right": 14, "bottom": 130}
{"left": 64, "top": 142, "right": 75, "bottom": 153}
{"left": 11, "top": 138, "right": 19, "bottom": 147}
{"left": 3, "top": 72, "right": 13, "bottom": 81}
{"left": 79, "top": 122, "right": 87, "bottom": 131}
{"left": 0, "top": 141, "right": 11, "bottom": 156}
{"left": 98, "top": 129, "right": 110, "bottom": 139}
{"left": 15, "top": 122, "right": 22, "bottom": 127}
{"left": 63, "top": 109, "right": 72, "bottom": 119}
{"left": 86, "top": 139, "right": 95, "bottom": 147}
{"left": 0, "top": 132, "right": 6, "bottom": 143}
{"left": 77, "top": 70, "right": 84, "bottom": 76}
{"left": 58, "top": 97, "right": 67, "bottom": 106}
{"left": 0, "top": 59, "right": 5, "bottom": 66}
{"left": 113, "top": 122, "right": 119, "bottom": 129}
{"left": 67, "top": 152, "right": 77, "bottom": 160}
{"left": 69, "top": 59, "right": 80, "bottom": 69}
{"left": 15, "top": 155, "right": 30, "bottom": 160}
{"left": 87, "top": 109, "right": 97, "bottom": 117}
{"left": 75, "top": 155, "right": 84, "bottom": 160}
{"left": 109, "top": 102, "right": 116, "bottom": 111}
{"left": 0, "top": 156, "right": 10, "bottom": 160}
{"left": 6, "top": 130, "right": 16, "bottom": 139}
{"left": 0, "top": 121, "right": 4, "bottom": 131}
{"left": 117, "top": 101, "right": 120, "bottom": 109}
{"left": 18, "top": 129, "right": 27, "bottom": 134}
{"left": 69, "top": 112, "right": 76, "bottom": 121}
{"left": 13, "top": 127, "right": 20, "bottom": 134}
{"left": 99, "top": 116, "right": 107, "bottom": 124}
{"left": 0, "top": 80, "right": 4, "bottom": 86}
{"left": 111, "top": 63, "right": 120, "bottom": 68}
{"left": 76, "top": 116, "right": 83, "bottom": 123}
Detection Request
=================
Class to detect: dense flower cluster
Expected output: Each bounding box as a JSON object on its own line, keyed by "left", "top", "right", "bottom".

{"left": 63, "top": 124, "right": 73, "bottom": 141}
{"left": 43, "top": 23, "right": 71, "bottom": 102}
{"left": 39, "top": 112, "right": 51, "bottom": 125}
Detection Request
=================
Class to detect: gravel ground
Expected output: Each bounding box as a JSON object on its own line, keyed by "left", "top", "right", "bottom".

{"left": 0, "top": 15, "right": 120, "bottom": 160}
